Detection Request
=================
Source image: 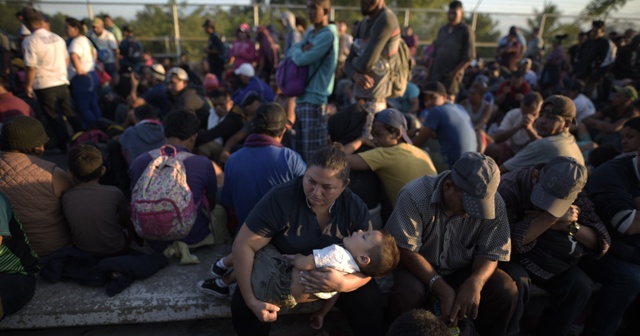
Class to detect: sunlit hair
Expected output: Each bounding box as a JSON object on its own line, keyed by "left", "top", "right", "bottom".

{"left": 307, "top": 143, "right": 350, "bottom": 185}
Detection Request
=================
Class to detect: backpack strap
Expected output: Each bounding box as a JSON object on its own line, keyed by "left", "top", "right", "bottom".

{"left": 305, "top": 28, "right": 335, "bottom": 85}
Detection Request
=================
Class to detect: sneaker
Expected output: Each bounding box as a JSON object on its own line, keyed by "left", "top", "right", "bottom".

{"left": 197, "top": 279, "right": 230, "bottom": 298}
{"left": 211, "top": 258, "right": 232, "bottom": 278}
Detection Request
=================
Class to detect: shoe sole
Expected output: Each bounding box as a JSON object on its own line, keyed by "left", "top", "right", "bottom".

{"left": 196, "top": 282, "right": 230, "bottom": 298}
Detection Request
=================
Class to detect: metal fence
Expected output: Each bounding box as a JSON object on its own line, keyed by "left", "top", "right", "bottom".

{"left": 3, "top": 0, "right": 640, "bottom": 62}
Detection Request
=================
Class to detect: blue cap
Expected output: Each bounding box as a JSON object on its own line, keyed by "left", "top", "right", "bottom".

{"left": 374, "top": 109, "right": 412, "bottom": 144}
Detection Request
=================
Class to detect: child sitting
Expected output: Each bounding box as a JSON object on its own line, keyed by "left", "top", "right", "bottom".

{"left": 197, "top": 229, "right": 399, "bottom": 329}
{"left": 63, "top": 144, "right": 134, "bottom": 258}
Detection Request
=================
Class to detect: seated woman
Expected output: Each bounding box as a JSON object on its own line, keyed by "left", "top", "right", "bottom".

{"left": 0, "top": 116, "right": 73, "bottom": 258}
{"left": 231, "top": 144, "right": 386, "bottom": 336}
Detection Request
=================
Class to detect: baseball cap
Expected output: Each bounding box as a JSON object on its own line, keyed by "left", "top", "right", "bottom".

{"left": 122, "top": 25, "right": 133, "bottom": 33}
{"left": 531, "top": 156, "right": 587, "bottom": 218}
{"left": 614, "top": 85, "right": 639, "bottom": 101}
{"left": 238, "top": 23, "right": 250, "bottom": 32}
{"left": 167, "top": 67, "right": 188, "bottom": 81}
{"left": 421, "top": 82, "right": 446, "bottom": 96}
{"left": 374, "top": 109, "right": 412, "bottom": 144}
{"left": 93, "top": 17, "right": 104, "bottom": 28}
{"left": 252, "top": 103, "right": 287, "bottom": 134}
{"left": 150, "top": 64, "right": 166, "bottom": 82}
{"left": 450, "top": 152, "right": 500, "bottom": 220}
{"left": 235, "top": 63, "right": 255, "bottom": 77}
{"left": 542, "top": 95, "right": 576, "bottom": 120}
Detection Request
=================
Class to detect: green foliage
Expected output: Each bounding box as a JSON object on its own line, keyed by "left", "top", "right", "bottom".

{"left": 581, "top": 0, "right": 627, "bottom": 19}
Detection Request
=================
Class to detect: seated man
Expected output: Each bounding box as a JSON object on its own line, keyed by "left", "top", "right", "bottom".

{"left": 196, "top": 103, "right": 307, "bottom": 297}
{"left": 345, "top": 108, "right": 437, "bottom": 206}
{"left": 0, "top": 193, "right": 39, "bottom": 321}
{"left": 495, "top": 71, "right": 531, "bottom": 113}
{"left": 196, "top": 89, "right": 246, "bottom": 162}
{"left": 0, "top": 116, "right": 72, "bottom": 258}
{"left": 486, "top": 92, "right": 543, "bottom": 165}
{"left": 386, "top": 152, "right": 517, "bottom": 336}
{"left": 129, "top": 110, "right": 217, "bottom": 251}
{"left": 63, "top": 145, "right": 134, "bottom": 258}
{"left": 498, "top": 156, "right": 610, "bottom": 336}
{"left": 411, "top": 82, "right": 477, "bottom": 169}
{"left": 118, "top": 104, "right": 166, "bottom": 166}
{"left": 166, "top": 67, "right": 211, "bottom": 128}
{"left": 582, "top": 151, "right": 640, "bottom": 335}
{"left": 231, "top": 63, "right": 275, "bottom": 107}
{"left": 583, "top": 85, "right": 640, "bottom": 149}
{"left": 501, "top": 95, "right": 584, "bottom": 173}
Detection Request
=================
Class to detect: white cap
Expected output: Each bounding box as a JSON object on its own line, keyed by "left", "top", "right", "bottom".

{"left": 167, "top": 67, "right": 188, "bottom": 81}
{"left": 234, "top": 63, "right": 255, "bottom": 77}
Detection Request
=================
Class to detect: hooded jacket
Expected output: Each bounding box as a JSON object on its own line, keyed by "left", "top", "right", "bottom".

{"left": 119, "top": 120, "right": 166, "bottom": 165}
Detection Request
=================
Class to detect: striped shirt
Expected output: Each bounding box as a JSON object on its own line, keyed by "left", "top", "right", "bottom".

{"left": 385, "top": 172, "right": 511, "bottom": 276}
{"left": 0, "top": 193, "right": 39, "bottom": 277}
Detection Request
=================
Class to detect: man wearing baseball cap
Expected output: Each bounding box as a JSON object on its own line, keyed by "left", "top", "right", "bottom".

{"left": 232, "top": 63, "right": 275, "bottom": 107}
{"left": 386, "top": 152, "right": 516, "bottom": 335}
{"left": 498, "top": 156, "right": 610, "bottom": 336}
{"left": 344, "top": 108, "right": 436, "bottom": 206}
{"left": 165, "top": 67, "right": 210, "bottom": 128}
{"left": 583, "top": 84, "right": 639, "bottom": 139}
{"left": 88, "top": 17, "right": 119, "bottom": 77}
{"left": 501, "top": 95, "right": 584, "bottom": 173}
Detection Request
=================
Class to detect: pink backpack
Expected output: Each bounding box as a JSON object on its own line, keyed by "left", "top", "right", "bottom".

{"left": 131, "top": 145, "right": 197, "bottom": 241}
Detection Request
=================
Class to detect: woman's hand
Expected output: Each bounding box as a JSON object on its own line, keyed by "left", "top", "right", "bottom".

{"left": 300, "top": 267, "right": 344, "bottom": 293}
{"left": 248, "top": 297, "right": 280, "bottom": 322}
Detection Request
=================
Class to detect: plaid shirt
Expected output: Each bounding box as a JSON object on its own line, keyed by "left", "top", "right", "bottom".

{"left": 498, "top": 167, "right": 610, "bottom": 258}
{"left": 385, "top": 172, "right": 511, "bottom": 276}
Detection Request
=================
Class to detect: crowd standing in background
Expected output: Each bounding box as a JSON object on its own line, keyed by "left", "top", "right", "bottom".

{"left": 1, "top": 1, "right": 640, "bottom": 336}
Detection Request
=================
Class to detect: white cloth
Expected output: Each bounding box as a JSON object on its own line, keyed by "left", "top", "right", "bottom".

{"left": 22, "top": 28, "right": 69, "bottom": 90}
{"left": 68, "top": 36, "right": 96, "bottom": 81}
{"left": 88, "top": 30, "right": 118, "bottom": 64}
{"left": 573, "top": 93, "right": 596, "bottom": 124}
{"left": 496, "top": 108, "right": 531, "bottom": 153}
{"left": 312, "top": 244, "right": 360, "bottom": 299}
{"left": 207, "top": 109, "right": 225, "bottom": 145}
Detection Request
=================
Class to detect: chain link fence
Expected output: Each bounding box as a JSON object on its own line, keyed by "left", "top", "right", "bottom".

{"left": 2, "top": 0, "right": 639, "bottom": 64}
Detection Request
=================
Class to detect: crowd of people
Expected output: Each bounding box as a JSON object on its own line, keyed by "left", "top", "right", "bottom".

{"left": 1, "top": 0, "right": 640, "bottom": 335}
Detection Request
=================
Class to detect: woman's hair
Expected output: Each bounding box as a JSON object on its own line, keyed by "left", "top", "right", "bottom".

{"left": 307, "top": 143, "right": 350, "bottom": 185}
{"left": 65, "top": 17, "right": 85, "bottom": 34}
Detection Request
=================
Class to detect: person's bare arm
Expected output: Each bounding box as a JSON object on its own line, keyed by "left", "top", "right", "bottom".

{"left": 283, "top": 253, "right": 316, "bottom": 271}
{"left": 449, "top": 257, "right": 497, "bottom": 323}
{"left": 346, "top": 154, "right": 371, "bottom": 171}
{"left": 70, "top": 53, "right": 86, "bottom": 75}
{"left": 300, "top": 267, "right": 370, "bottom": 293}
{"left": 232, "top": 225, "right": 280, "bottom": 322}
{"left": 411, "top": 126, "right": 436, "bottom": 147}
{"left": 25, "top": 66, "right": 36, "bottom": 98}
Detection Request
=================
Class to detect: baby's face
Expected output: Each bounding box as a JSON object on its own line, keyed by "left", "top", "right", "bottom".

{"left": 343, "top": 230, "right": 383, "bottom": 260}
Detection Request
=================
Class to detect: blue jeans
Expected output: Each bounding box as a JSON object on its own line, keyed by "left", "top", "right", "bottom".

{"left": 70, "top": 71, "right": 102, "bottom": 129}
{"left": 581, "top": 253, "right": 640, "bottom": 336}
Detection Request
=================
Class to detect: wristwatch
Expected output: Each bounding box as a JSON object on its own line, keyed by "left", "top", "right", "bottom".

{"left": 568, "top": 222, "right": 581, "bottom": 236}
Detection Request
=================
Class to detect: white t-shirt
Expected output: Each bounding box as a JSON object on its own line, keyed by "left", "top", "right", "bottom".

{"left": 68, "top": 36, "right": 96, "bottom": 81}
{"left": 497, "top": 108, "right": 531, "bottom": 153}
{"left": 312, "top": 244, "right": 360, "bottom": 299}
{"left": 573, "top": 93, "right": 596, "bottom": 124}
{"left": 22, "top": 28, "right": 69, "bottom": 90}
{"left": 88, "top": 30, "right": 118, "bottom": 64}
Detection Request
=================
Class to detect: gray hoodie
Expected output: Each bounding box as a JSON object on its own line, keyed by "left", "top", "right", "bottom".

{"left": 119, "top": 120, "right": 166, "bottom": 165}
{"left": 281, "top": 11, "right": 302, "bottom": 56}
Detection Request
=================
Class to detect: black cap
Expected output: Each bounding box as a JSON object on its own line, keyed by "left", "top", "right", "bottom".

{"left": 421, "top": 82, "right": 447, "bottom": 96}
{"left": 252, "top": 103, "right": 287, "bottom": 135}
